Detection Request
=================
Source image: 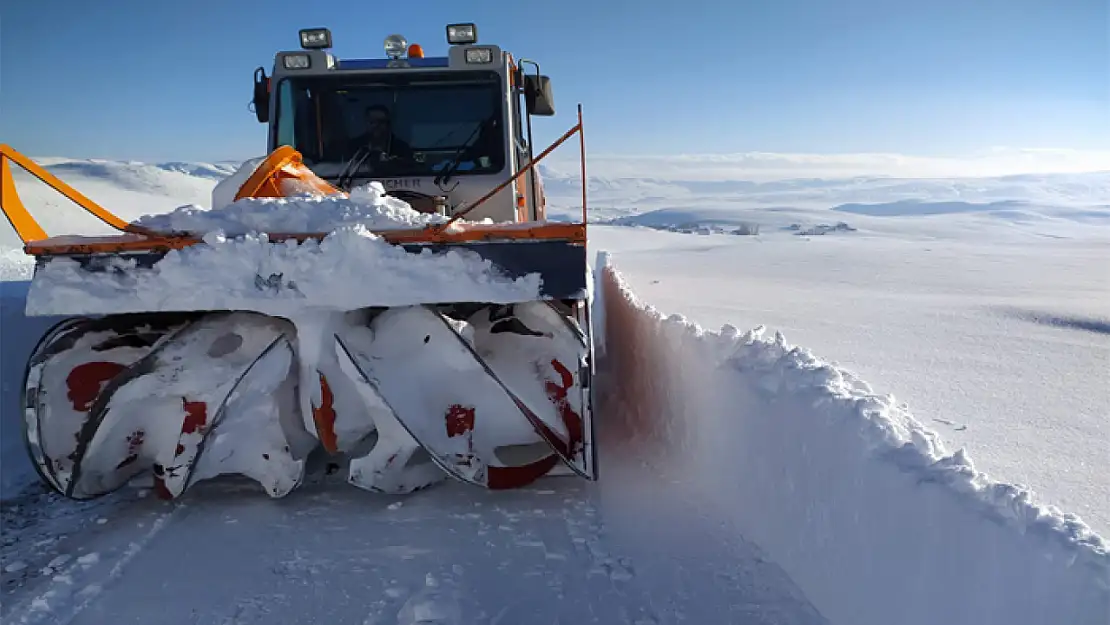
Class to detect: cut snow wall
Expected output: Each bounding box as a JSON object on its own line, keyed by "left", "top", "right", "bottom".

{"left": 593, "top": 253, "right": 1110, "bottom": 625}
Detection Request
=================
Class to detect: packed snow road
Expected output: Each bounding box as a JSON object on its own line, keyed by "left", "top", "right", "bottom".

{"left": 0, "top": 269, "right": 828, "bottom": 625}
{"left": 1, "top": 472, "right": 828, "bottom": 625}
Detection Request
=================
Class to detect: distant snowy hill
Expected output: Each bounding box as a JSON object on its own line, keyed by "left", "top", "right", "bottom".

{"left": 5, "top": 155, "right": 1108, "bottom": 250}
{"left": 537, "top": 162, "right": 1110, "bottom": 209}
{"left": 534, "top": 163, "right": 1110, "bottom": 240}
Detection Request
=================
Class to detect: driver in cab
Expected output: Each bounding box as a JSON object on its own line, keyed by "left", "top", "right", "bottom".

{"left": 350, "top": 105, "right": 413, "bottom": 163}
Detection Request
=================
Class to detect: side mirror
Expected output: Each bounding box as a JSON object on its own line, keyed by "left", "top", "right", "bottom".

{"left": 523, "top": 74, "right": 555, "bottom": 116}
{"left": 252, "top": 67, "right": 270, "bottom": 123}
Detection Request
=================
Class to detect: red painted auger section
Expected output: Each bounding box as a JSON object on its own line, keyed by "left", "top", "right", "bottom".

{"left": 312, "top": 374, "right": 339, "bottom": 453}
{"left": 485, "top": 358, "right": 586, "bottom": 489}
{"left": 153, "top": 399, "right": 209, "bottom": 500}
{"left": 65, "top": 362, "right": 126, "bottom": 412}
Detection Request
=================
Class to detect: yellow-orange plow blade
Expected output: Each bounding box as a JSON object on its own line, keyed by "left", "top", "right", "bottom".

{"left": 233, "top": 145, "right": 343, "bottom": 202}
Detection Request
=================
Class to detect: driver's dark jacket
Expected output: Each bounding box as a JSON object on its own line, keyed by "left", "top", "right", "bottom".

{"left": 346, "top": 133, "right": 414, "bottom": 161}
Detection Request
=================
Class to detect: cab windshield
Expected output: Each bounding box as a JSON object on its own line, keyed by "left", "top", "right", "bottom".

{"left": 273, "top": 70, "right": 505, "bottom": 180}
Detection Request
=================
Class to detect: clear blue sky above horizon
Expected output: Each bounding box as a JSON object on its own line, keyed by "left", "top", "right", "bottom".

{"left": 2, "top": 0, "right": 1106, "bottom": 162}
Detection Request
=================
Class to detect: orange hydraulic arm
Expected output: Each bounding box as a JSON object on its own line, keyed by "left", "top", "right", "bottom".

{"left": 0, "top": 144, "right": 161, "bottom": 243}
{"left": 437, "top": 104, "right": 588, "bottom": 230}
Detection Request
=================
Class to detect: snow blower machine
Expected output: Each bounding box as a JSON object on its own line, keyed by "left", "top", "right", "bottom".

{"left": 1, "top": 24, "right": 599, "bottom": 500}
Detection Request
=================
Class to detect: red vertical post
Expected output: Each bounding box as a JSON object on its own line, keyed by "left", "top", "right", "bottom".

{"left": 578, "top": 104, "right": 588, "bottom": 224}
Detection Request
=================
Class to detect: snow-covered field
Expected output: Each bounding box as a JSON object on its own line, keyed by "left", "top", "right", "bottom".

{"left": 1, "top": 154, "right": 1107, "bottom": 624}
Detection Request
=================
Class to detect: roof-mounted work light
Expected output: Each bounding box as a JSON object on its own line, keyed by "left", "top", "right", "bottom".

{"left": 299, "top": 28, "right": 332, "bottom": 49}
{"left": 384, "top": 34, "right": 408, "bottom": 59}
{"left": 446, "top": 23, "right": 477, "bottom": 45}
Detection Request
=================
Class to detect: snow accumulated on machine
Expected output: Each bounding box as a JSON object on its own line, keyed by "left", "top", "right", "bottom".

{"left": 0, "top": 23, "right": 598, "bottom": 500}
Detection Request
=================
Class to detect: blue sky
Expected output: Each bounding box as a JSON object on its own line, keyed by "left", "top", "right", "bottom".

{"left": 2, "top": 0, "right": 1106, "bottom": 162}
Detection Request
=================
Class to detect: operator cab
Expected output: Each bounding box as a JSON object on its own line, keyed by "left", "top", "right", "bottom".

{"left": 251, "top": 24, "right": 556, "bottom": 223}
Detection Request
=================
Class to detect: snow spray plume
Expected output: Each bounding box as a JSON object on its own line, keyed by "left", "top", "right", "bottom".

{"left": 596, "top": 259, "right": 677, "bottom": 467}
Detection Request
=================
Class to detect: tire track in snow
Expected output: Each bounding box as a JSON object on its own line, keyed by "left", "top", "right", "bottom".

{"left": 5, "top": 501, "right": 180, "bottom": 625}
{"left": 4, "top": 476, "right": 830, "bottom": 624}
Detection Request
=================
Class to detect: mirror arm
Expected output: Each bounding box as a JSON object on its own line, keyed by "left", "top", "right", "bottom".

{"left": 518, "top": 59, "right": 541, "bottom": 220}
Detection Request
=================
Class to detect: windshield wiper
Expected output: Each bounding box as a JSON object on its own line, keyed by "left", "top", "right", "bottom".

{"left": 336, "top": 147, "right": 374, "bottom": 191}
{"left": 433, "top": 116, "right": 493, "bottom": 188}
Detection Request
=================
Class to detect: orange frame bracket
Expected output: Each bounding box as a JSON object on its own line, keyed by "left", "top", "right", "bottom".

{"left": 0, "top": 144, "right": 159, "bottom": 247}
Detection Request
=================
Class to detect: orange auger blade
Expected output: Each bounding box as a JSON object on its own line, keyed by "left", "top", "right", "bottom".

{"left": 0, "top": 144, "right": 159, "bottom": 249}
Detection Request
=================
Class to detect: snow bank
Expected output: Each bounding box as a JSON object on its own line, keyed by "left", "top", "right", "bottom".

{"left": 594, "top": 252, "right": 1109, "bottom": 625}
{"left": 135, "top": 179, "right": 456, "bottom": 236}
{"left": 24, "top": 226, "right": 542, "bottom": 317}
{"left": 40, "top": 160, "right": 237, "bottom": 197}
